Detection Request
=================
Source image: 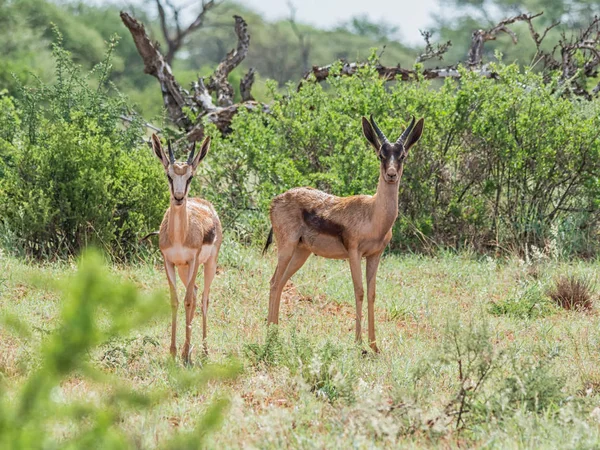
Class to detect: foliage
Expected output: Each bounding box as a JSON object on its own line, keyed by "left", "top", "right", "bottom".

{"left": 0, "top": 249, "right": 238, "bottom": 449}
{"left": 206, "top": 61, "right": 600, "bottom": 255}
{"left": 0, "top": 31, "right": 167, "bottom": 259}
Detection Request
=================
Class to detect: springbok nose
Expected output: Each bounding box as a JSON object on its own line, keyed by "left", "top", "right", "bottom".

{"left": 386, "top": 170, "right": 397, "bottom": 180}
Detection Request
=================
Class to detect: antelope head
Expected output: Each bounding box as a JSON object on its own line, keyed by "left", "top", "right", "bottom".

{"left": 362, "top": 115, "right": 424, "bottom": 184}
{"left": 151, "top": 134, "right": 211, "bottom": 206}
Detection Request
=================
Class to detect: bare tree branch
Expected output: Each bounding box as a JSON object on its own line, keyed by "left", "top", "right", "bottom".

{"left": 121, "top": 11, "right": 264, "bottom": 137}
{"left": 240, "top": 67, "right": 256, "bottom": 102}
{"left": 301, "top": 61, "right": 496, "bottom": 89}
{"left": 467, "top": 13, "right": 543, "bottom": 67}
{"left": 120, "top": 11, "right": 192, "bottom": 130}
{"left": 416, "top": 30, "right": 452, "bottom": 63}
{"left": 155, "top": 0, "right": 218, "bottom": 65}
{"left": 207, "top": 15, "right": 251, "bottom": 107}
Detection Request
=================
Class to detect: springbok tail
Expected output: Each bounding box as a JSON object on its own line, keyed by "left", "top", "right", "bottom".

{"left": 139, "top": 231, "right": 159, "bottom": 243}
{"left": 262, "top": 227, "right": 274, "bottom": 255}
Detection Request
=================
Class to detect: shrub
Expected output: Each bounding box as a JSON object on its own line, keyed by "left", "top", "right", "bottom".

{"left": 407, "top": 320, "right": 566, "bottom": 436}
{"left": 547, "top": 275, "right": 595, "bottom": 311}
{"left": 207, "top": 60, "right": 600, "bottom": 255}
{"left": 0, "top": 31, "right": 167, "bottom": 259}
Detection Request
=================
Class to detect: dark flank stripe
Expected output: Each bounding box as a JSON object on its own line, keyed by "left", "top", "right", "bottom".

{"left": 302, "top": 209, "right": 345, "bottom": 238}
{"left": 203, "top": 225, "right": 216, "bottom": 244}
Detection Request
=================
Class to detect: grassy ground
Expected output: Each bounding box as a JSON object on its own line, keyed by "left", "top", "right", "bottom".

{"left": 2, "top": 240, "right": 600, "bottom": 448}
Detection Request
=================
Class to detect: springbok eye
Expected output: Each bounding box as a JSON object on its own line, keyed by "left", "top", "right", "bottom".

{"left": 378, "top": 154, "right": 384, "bottom": 161}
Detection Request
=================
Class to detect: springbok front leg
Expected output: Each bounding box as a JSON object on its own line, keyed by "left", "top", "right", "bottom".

{"left": 181, "top": 259, "right": 201, "bottom": 363}
{"left": 366, "top": 251, "right": 383, "bottom": 353}
{"left": 348, "top": 248, "right": 365, "bottom": 344}
{"left": 164, "top": 260, "right": 179, "bottom": 358}
{"left": 201, "top": 254, "right": 218, "bottom": 355}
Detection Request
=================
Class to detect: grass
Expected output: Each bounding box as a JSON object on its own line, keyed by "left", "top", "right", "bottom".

{"left": 2, "top": 241, "right": 600, "bottom": 448}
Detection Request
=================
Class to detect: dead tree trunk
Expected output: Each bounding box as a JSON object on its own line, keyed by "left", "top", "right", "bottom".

{"left": 120, "top": 12, "right": 267, "bottom": 139}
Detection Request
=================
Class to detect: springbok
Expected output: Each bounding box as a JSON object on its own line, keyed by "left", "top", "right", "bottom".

{"left": 151, "top": 134, "right": 222, "bottom": 362}
{"left": 263, "top": 115, "right": 424, "bottom": 352}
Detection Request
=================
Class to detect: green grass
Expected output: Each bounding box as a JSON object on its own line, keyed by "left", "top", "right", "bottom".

{"left": 2, "top": 242, "right": 600, "bottom": 448}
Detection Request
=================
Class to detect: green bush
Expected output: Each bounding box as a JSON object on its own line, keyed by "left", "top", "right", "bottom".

{"left": 0, "top": 31, "right": 167, "bottom": 259}
{"left": 206, "top": 60, "right": 600, "bottom": 255}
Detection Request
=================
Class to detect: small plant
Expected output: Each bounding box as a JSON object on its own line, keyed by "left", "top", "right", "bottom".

{"left": 490, "top": 282, "right": 557, "bottom": 319}
{"left": 245, "top": 329, "right": 356, "bottom": 403}
{"left": 547, "top": 275, "right": 595, "bottom": 311}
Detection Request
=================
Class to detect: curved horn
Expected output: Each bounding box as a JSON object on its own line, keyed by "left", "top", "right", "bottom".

{"left": 187, "top": 141, "right": 196, "bottom": 165}
{"left": 167, "top": 140, "right": 175, "bottom": 164}
{"left": 369, "top": 115, "right": 389, "bottom": 145}
{"left": 396, "top": 116, "right": 416, "bottom": 145}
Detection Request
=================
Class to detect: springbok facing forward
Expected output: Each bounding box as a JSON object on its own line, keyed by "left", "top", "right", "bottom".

{"left": 263, "top": 115, "right": 424, "bottom": 352}
{"left": 151, "top": 134, "right": 222, "bottom": 362}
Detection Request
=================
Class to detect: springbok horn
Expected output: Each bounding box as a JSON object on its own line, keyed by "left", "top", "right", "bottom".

{"left": 167, "top": 140, "right": 175, "bottom": 164}
{"left": 187, "top": 141, "right": 196, "bottom": 165}
{"left": 397, "top": 116, "right": 416, "bottom": 145}
{"left": 369, "top": 115, "right": 389, "bottom": 144}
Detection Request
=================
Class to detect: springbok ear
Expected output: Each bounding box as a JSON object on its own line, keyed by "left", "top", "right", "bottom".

{"left": 191, "top": 136, "right": 211, "bottom": 170}
{"left": 151, "top": 134, "right": 168, "bottom": 167}
{"left": 361, "top": 117, "right": 379, "bottom": 152}
{"left": 404, "top": 118, "right": 425, "bottom": 152}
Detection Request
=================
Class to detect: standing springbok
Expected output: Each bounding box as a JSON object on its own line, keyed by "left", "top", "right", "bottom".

{"left": 151, "top": 134, "right": 222, "bottom": 362}
{"left": 263, "top": 115, "right": 424, "bottom": 352}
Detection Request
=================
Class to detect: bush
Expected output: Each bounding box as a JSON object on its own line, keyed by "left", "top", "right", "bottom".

{"left": 0, "top": 31, "right": 167, "bottom": 259}
{"left": 206, "top": 59, "right": 600, "bottom": 255}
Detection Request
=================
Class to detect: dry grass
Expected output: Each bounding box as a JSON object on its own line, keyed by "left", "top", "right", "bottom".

{"left": 548, "top": 275, "right": 595, "bottom": 311}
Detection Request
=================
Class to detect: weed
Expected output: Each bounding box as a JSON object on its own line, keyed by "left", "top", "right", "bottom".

{"left": 490, "top": 282, "right": 557, "bottom": 319}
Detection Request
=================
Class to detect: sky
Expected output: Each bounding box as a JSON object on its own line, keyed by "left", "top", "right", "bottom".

{"left": 240, "top": 0, "right": 441, "bottom": 45}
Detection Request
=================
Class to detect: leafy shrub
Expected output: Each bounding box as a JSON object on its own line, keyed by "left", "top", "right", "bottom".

{"left": 206, "top": 60, "right": 600, "bottom": 255}
{"left": 547, "top": 275, "right": 595, "bottom": 311}
{"left": 0, "top": 31, "right": 167, "bottom": 259}
{"left": 0, "top": 249, "right": 238, "bottom": 448}
{"left": 490, "top": 282, "right": 557, "bottom": 319}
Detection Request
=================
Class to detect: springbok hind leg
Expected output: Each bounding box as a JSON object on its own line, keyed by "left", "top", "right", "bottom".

{"left": 366, "top": 251, "right": 383, "bottom": 353}
{"left": 201, "top": 254, "right": 218, "bottom": 355}
{"left": 271, "top": 246, "right": 311, "bottom": 318}
{"left": 267, "top": 242, "right": 297, "bottom": 325}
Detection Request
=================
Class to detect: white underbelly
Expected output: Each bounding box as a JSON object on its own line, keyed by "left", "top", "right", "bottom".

{"left": 163, "top": 244, "right": 214, "bottom": 266}
{"left": 197, "top": 244, "right": 214, "bottom": 264}
{"left": 162, "top": 245, "right": 197, "bottom": 266}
